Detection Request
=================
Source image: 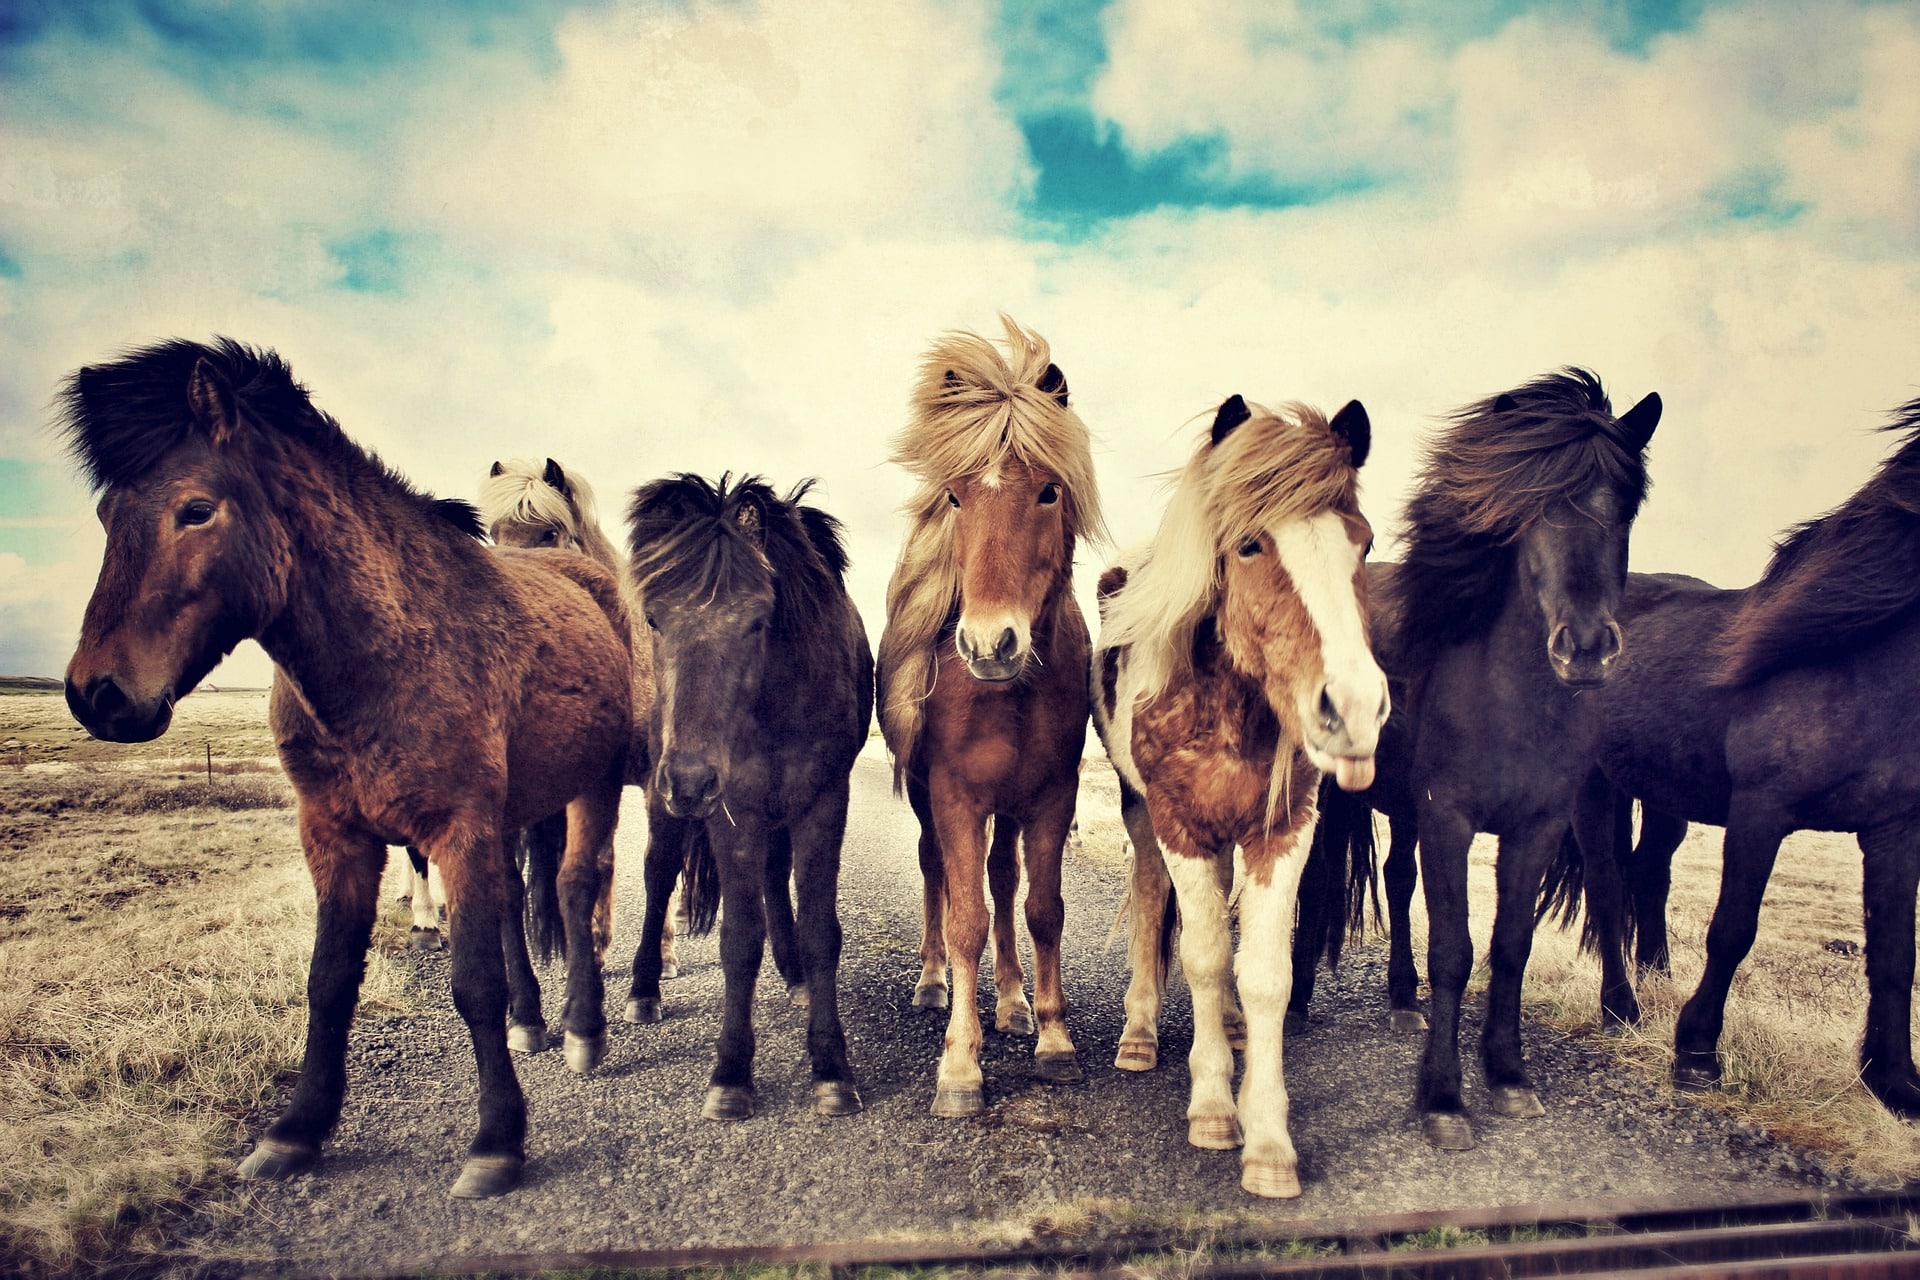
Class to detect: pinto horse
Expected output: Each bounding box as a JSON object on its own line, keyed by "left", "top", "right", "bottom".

{"left": 1308, "top": 369, "right": 1660, "bottom": 1151}
{"left": 1093, "top": 394, "right": 1386, "bottom": 1198}
{"left": 59, "top": 339, "right": 630, "bottom": 1198}
{"left": 623, "top": 474, "right": 872, "bottom": 1120}
{"left": 478, "top": 457, "right": 684, "bottom": 978}
{"left": 875, "top": 317, "right": 1105, "bottom": 1116}
{"left": 1546, "top": 403, "right": 1920, "bottom": 1116}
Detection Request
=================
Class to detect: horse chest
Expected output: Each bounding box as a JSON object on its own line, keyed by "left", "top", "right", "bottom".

{"left": 1128, "top": 667, "right": 1294, "bottom": 852}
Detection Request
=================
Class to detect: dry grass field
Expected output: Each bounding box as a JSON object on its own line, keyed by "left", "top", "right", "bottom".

{"left": 0, "top": 689, "right": 420, "bottom": 1277}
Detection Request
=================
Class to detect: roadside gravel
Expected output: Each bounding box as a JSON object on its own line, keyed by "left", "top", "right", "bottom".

{"left": 174, "top": 747, "right": 1845, "bottom": 1273}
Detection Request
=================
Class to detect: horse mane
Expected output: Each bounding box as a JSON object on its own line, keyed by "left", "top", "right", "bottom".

{"left": 56, "top": 336, "right": 482, "bottom": 537}
{"left": 627, "top": 472, "right": 848, "bottom": 642}
{"left": 1716, "top": 396, "right": 1920, "bottom": 686}
{"left": 1094, "top": 400, "right": 1360, "bottom": 707}
{"left": 1395, "top": 368, "right": 1650, "bottom": 675}
{"left": 875, "top": 315, "right": 1106, "bottom": 787}
{"left": 477, "top": 458, "right": 624, "bottom": 568}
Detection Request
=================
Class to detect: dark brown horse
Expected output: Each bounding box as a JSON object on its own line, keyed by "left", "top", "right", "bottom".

{"left": 876, "top": 317, "right": 1105, "bottom": 1116}
{"left": 1094, "top": 393, "right": 1385, "bottom": 1198}
{"left": 59, "top": 339, "right": 631, "bottom": 1198}
{"left": 622, "top": 473, "right": 872, "bottom": 1120}
{"left": 1306, "top": 370, "right": 1660, "bottom": 1151}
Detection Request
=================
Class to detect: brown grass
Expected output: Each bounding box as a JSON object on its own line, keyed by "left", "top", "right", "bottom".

{"left": 0, "top": 693, "right": 421, "bottom": 1277}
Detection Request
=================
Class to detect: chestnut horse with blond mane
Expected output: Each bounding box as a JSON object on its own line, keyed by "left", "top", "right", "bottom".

{"left": 60, "top": 339, "right": 630, "bottom": 1199}
{"left": 877, "top": 317, "right": 1105, "bottom": 1116}
{"left": 1093, "top": 393, "right": 1385, "bottom": 1198}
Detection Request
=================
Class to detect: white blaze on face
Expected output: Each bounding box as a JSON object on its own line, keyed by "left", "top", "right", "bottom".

{"left": 1269, "top": 511, "right": 1388, "bottom": 781}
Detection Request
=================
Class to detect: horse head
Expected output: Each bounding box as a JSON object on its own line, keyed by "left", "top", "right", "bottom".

{"left": 481, "top": 457, "right": 592, "bottom": 552}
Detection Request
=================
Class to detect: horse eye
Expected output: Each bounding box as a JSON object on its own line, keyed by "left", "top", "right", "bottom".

{"left": 1237, "top": 538, "right": 1262, "bottom": 558}
{"left": 945, "top": 490, "right": 960, "bottom": 509}
{"left": 540, "top": 528, "right": 558, "bottom": 545}
{"left": 645, "top": 613, "right": 659, "bottom": 632}
{"left": 179, "top": 500, "right": 216, "bottom": 527}
{"left": 1037, "top": 483, "right": 1060, "bottom": 506}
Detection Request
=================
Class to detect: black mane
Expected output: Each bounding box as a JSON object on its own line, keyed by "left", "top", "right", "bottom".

{"left": 57, "top": 336, "right": 482, "bottom": 538}
{"left": 1718, "top": 397, "right": 1920, "bottom": 686}
{"left": 1395, "top": 368, "right": 1652, "bottom": 673}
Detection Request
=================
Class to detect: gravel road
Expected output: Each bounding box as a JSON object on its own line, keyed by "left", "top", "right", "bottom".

{"left": 176, "top": 744, "right": 1844, "bottom": 1273}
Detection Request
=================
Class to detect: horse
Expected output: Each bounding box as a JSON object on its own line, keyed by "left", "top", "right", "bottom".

{"left": 1542, "top": 403, "right": 1920, "bottom": 1116}
{"left": 59, "top": 338, "right": 631, "bottom": 1199}
{"left": 477, "top": 457, "right": 685, "bottom": 979}
{"left": 621, "top": 473, "right": 872, "bottom": 1120}
{"left": 1307, "top": 369, "right": 1660, "bottom": 1152}
{"left": 1092, "top": 392, "right": 1386, "bottom": 1198}
{"left": 875, "top": 317, "right": 1105, "bottom": 1116}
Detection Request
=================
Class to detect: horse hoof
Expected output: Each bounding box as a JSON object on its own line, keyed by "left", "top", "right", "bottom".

{"left": 1673, "top": 1058, "right": 1722, "bottom": 1094}
{"left": 1488, "top": 1085, "right": 1545, "bottom": 1118}
{"left": 701, "top": 1086, "right": 756, "bottom": 1121}
{"left": 1188, "top": 1115, "right": 1243, "bottom": 1150}
{"left": 1241, "top": 1158, "right": 1302, "bottom": 1199}
{"left": 449, "top": 1154, "right": 523, "bottom": 1199}
{"left": 930, "top": 1086, "right": 983, "bottom": 1118}
{"left": 660, "top": 960, "right": 680, "bottom": 981}
{"left": 236, "top": 1137, "right": 318, "bottom": 1181}
{"left": 564, "top": 1031, "right": 605, "bottom": 1075}
{"left": 624, "top": 997, "right": 662, "bottom": 1025}
{"left": 912, "top": 983, "right": 949, "bottom": 1011}
{"left": 1114, "top": 1042, "right": 1157, "bottom": 1072}
{"left": 506, "top": 1023, "right": 547, "bottom": 1055}
{"left": 1422, "top": 1112, "right": 1476, "bottom": 1150}
{"left": 1389, "top": 1009, "right": 1429, "bottom": 1034}
{"left": 1036, "top": 1050, "right": 1083, "bottom": 1084}
{"left": 788, "top": 983, "right": 810, "bottom": 1010}
{"left": 409, "top": 927, "right": 445, "bottom": 953}
{"left": 812, "top": 1082, "right": 863, "bottom": 1116}
{"left": 1283, "top": 1010, "right": 1308, "bottom": 1037}
{"left": 999, "top": 1007, "right": 1036, "bottom": 1036}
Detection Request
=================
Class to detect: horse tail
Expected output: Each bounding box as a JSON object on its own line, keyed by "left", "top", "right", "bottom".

{"left": 522, "top": 812, "right": 569, "bottom": 965}
{"left": 1296, "top": 775, "right": 1378, "bottom": 971}
{"left": 683, "top": 822, "right": 721, "bottom": 936}
{"left": 1535, "top": 789, "right": 1637, "bottom": 955}
{"left": 1535, "top": 824, "right": 1587, "bottom": 936}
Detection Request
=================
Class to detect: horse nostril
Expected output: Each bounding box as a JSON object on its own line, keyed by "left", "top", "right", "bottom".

{"left": 1549, "top": 626, "right": 1575, "bottom": 664}
{"left": 1601, "top": 621, "right": 1624, "bottom": 663}
{"left": 88, "top": 676, "right": 130, "bottom": 718}
{"left": 993, "top": 627, "right": 1018, "bottom": 662}
{"left": 956, "top": 631, "right": 978, "bottom": 662}
{"left": 1319, "top": 687, "right": 1343, "bottom": 733}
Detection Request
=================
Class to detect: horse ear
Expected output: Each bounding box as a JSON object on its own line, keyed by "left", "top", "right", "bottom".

{"left": 543, "top": 457, "right": 568, "bottom": 494}
{"left": 489, "top": 460, "right": 505, "bottom": 477}
{"left": 1211, "top": 395, "right": 1251, "bottom": 445}
{"left": 1619, "top": 391, "right": 1662, "bottom": 452}
{"left": 735, "top": 495, "right": 765, "bottom": 548}
{"left": 187, "top": 357, "right": 241, "bottom": 446}
{"left": 1038, "top": 362, "right": 1070, "bottom": 407}
{"left": 1329, "top": 400, "right": 1371, "bottom": 469}
{"left": 1493, "top": 393, "right": 1519, "bottom": 414}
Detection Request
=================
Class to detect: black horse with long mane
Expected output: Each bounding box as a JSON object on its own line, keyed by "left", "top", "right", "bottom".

{"left": 1303, "top": 369, "right": 1660, "bottom": 1151}
{"left": 621, "top": 473, "right": 873, "bottom": 1120}
{"left": 1547, "top": 397, "right": 1920, "bottom": 1116}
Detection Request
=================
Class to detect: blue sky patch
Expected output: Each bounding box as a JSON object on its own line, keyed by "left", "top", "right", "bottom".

{"left": 327, "top": 229, "right": 423, "bottom": 295}
{"left": 1706, "top": 167, "right": 1807, "bottom": 225}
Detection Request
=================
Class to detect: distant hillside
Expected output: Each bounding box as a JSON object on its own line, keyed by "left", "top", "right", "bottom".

{"left": 0, "top": 676, "right": 63, "bottom": 694}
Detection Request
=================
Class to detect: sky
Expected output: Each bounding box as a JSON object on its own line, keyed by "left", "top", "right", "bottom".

{"left": 2, "top": 0, "right": 1916, "bottom": 686}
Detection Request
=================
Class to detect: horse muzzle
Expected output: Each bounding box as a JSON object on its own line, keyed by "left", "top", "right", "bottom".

{"left": 64, "top": 674, "right": 174, "bottom": 743}
{"left": 1548, "top": 619, "right": 1623, "bottom": 689}
{"left": 656, "top": 756, "right": 723, "bottom": 820}
{"left": 955, "top": 623, "right": 1027, "bottom": 684}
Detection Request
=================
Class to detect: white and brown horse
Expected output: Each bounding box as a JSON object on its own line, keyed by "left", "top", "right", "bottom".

{"left": 1093, "top": 394, "right": 1385, "bottom": 1198}
{"left": 876, "top": 317, "right": 1106, "bottom": 1115}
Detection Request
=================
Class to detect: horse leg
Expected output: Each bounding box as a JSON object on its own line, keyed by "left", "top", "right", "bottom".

{"left": 1022, "top": 786, "right": 1082, "bottom": 1084}
{"left": 660, "top": 876, "right": 684, "bottom": 980}
{"left": 1479, "top": 817, "right": 1561, "bottom": 1119}
{"left": 911, "top": 780, "right": 950, "bottom": 1011}
{"left": 930, "top": 790, "right": 990, "bottom": 1117}
{"left": 500, "top": 831, "right": 546, "bottom": 1054}
{"left": 557, "top": 765, "right": 621, "bottom": 1074}
{"left": 1162, "top": 844, "right": 1239, "bottom": 1151}
{"left": 1383, "top": 812, "right": 1425, "bottom": 1032}
{"left": 703, "top": 822, "right": 769, "bottom": 1121}
{"left": 764, "top": 828, "right": 807, "bottom": 1008}
{"left": 1414, "top": 803, "right": 1475, "bottom": 1150}
{"left": 405, "top": 846, "right": 444, "bottom": 951}
{"left": 1856, "top": 818, "right": 1920, "bottom": 1116}
{"left": 790, "top": 784, "right": 861, "bottom": 1116}
{"left": 1632, "top": 806, "right": 1686, "bottom": 978}
{"left": 1233, "top": 827, "right": 1312, "bottom": 1199}
{"left": 1573, "top": 773, "right": 1639, "bottom": 1029}
{"left": 1116, "top": 777, "right": 1171, "bottom": 1071}
{"left": 237, "top": 822, "right": 385, "bottom": 1183}
{"left": 1672, "top": 802, "right": 1790, "bottom": 1094}
{"left": 1215, "top": 852, "right": 1247, "bottom": 1051}
{"left": 624, "top": 805, "right": 687, "bottom": 1025}
{"left": 988, "top": 816, "right": 1035, "bottom": 1036}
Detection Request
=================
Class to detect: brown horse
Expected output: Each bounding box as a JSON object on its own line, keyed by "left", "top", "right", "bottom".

{"left": 876, "top": 317, "right": 1105, "bottom": 1115}
{"left": 59, "top": 339, "right": 630, "bottom": 1199}
{"left": 478, "top": 457, "right": 682, "bottom": 977}
{"left": 1093, "top": 394, "right": 1384, "bottom": 1198}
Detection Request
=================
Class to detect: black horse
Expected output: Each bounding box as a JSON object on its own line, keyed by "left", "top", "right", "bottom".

{"left": 1304, "top": 370, "right": 1660, "bottom": 1151}
{"left": 1546, "top": 401, "right": 1920, "bottom": 1115}
{"left": 621, "top": 473, "right": 873, "bottom": 1120}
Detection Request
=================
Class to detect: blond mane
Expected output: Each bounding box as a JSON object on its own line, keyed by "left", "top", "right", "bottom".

{"left": 477, "top": 459, "right": 626, "bottom": 573}
{"left": 876, "top": 316, "right": 1107, "bottom": 790}
{"left": 1095, "top": 401, "right": 1360, "bottom": 708}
